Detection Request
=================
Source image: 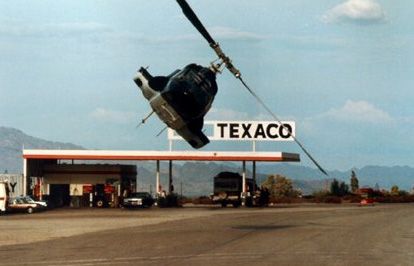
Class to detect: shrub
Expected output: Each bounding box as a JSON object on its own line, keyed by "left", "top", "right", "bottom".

{"left": 157, "top": 193, "right": 181, "bottom": 207}
{"left": 269, "top": 196, "right": 304, "bottom": 204}
{"left": 178, "top": 196, "right": 192, "bottom": 204}
{"left": 375, "top": 194, "right": 414, "bottom": 203}
{"left": 192, "top": 196, "right": 213, "bottom": 205}
{"left": 322, "top": 196, "right": 342, "bottom": 204}
{"left": 313, "top": 194, "right": 342, "bottom": 204}
{"left": 312, "top": 190, "right": 330, "bottom": 198}
{"left": 342, "top": 194, "right": 362, "bottom": 203}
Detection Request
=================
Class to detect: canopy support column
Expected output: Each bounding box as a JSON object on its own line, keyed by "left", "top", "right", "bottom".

{"left": 253, "top": 161, "right": 256, "bottom": 192}
{"left": 23, "top": 158, "right": 27, "bottom": 196}
{"left": 156, "top": 160, "right": 160, "bottom": 196}
{"left": 168, "top": 160, "right": 173, "bottom": 194}
{"left": 242, "top": 161, "right": 246, "bottom": 206}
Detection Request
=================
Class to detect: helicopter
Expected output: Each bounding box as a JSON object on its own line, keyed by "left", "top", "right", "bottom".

{"left": 133, "top": 0, "right": 329, "bottom": 176}
{"left": 133, "top": 64, "right": 217, "bottom": 148}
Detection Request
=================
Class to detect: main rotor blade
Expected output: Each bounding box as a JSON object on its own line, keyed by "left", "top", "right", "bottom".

{"left": 238, "top": 77, "right": 329, "bottom": 177}
{"left": 176, "top": 0, "right": 216, "bottom": 46}
{"left": 176, "top": 0, "right": 241, "bottom": 78}
{"left": 175, "top": 0, "right": 329, "bottom": 177}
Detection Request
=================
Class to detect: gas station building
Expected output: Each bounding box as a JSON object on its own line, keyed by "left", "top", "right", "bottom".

{"left": 22, "top": 149, "right": 300, "bottom": 207}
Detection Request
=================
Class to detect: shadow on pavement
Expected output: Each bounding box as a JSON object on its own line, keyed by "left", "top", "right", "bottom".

{"left": 231, "top": 224, "right": 296, "bottom": 231}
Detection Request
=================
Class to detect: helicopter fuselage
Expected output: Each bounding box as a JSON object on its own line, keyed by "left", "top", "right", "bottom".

{"left": 134, "top": 64, "right": 218, "bottom": 148}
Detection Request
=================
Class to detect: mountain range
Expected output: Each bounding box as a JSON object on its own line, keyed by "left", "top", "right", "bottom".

{"left": 1, "top": 126, "right": 413, "bottom": 195}
{"left": 0, "top": 126, "right": 84, "bottom": 173}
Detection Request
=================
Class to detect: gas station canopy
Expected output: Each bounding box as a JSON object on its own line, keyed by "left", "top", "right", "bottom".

{"left": 23, "top": 149, "right": 300, "bottom": 162}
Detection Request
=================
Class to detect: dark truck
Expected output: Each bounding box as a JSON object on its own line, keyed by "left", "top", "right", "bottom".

{"left": 211, "top": 172, "right": 256, "bottom": 207}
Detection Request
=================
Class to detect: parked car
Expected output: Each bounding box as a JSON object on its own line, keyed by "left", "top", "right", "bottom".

{"left": 8, "top": 196, "right": 43, "bottom": 214}
{"left": 122, "top": 192, "right": 154, "bottom": 208}
{"left": 24, "top": 196, "right": 48, "bottom": 208}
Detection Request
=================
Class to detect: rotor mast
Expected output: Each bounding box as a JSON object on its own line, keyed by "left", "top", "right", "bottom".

{"left": 176, "top": 0, "right": 240, "bottom": 77}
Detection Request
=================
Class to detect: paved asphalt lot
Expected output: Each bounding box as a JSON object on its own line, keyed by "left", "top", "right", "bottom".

{"left": 1, "top": 204, "right": 414, "bottom": 266}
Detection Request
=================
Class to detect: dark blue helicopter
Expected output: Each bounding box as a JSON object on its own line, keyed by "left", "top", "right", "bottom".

{"left": 134, "top": 64, "right": 217, "bottom": 148}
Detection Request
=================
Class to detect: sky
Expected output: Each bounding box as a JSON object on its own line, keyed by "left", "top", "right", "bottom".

{"left": 0, "top": 0, "right": 413, "bottom": 171}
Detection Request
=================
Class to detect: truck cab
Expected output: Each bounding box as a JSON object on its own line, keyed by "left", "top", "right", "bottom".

{"left": 211, "top": 172, "right": 256, "bottom": 207}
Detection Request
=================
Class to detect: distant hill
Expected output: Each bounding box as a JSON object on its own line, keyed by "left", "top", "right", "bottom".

{"left": 1, "top": 126, "right": 413, "bottom": 195}
{"left": 0, "top": 126, "right": 84, "bottom": 173}
{"left": 345, "top": 166, "right": 414, "bottom": 191}
{"left": 258, "top": 164, "right": 414, "bottom": 191}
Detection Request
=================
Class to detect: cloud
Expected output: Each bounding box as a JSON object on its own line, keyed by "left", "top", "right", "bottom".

{"left": 205, "top": 107, "right": 293, "bottom": 122}
{"left": 0, "top": 21, "right": 113, "bottom": 39}
{"left": 277, "top": 35, "right": 347, "bottom": 51}
{"left": 316, "top": 100, "right": 393, "bottom": 124}
{"left": 206, "top": 108, "right": 250, "bottom": 120}
{"left": 89, "top": 108, "right": 136, "bottom": 124}
{"left": 208, "top": 27, "right": 267, "bottom": 41}
{"left": 140, "top": 26, "right": 267, "bottom": 44}
{"left": 0, "top": 19, "right": 265, "bottom": 46}
{"left": 322, "top": 0, "right": 386, "bottom": 25}
{"left": 301, "top": 100, "right": 394, "bottom": 136}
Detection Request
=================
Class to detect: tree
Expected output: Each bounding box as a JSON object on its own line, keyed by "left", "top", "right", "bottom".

{"left": 330, "top": 179, "right": 349, "bottom": 197}
{"left": 339, "top": 182, "right": 349, "bottom": 196}
{"left": 261, "top": 174, "right": 298, "bottom": 198}
{"left": 350, "top": 170, "right": 359, "bottom": 193}
{"left": 330, "top": 179, "right": 340, "bottom": 196}
{"left": 391, "top": 185, "right": 400, "bottom": 196}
